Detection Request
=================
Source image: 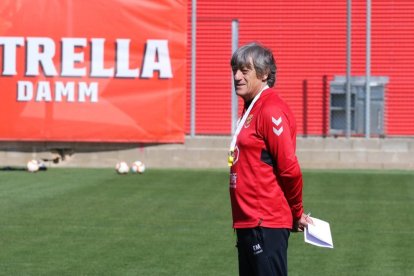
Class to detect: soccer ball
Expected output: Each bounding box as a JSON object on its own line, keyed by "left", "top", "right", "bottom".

{"left": 130, "top": 160, "right": 146, "bottom": 174}
{"left": 115, "top": 161, "right": 129, "bottom": 174}
{"left": 27, "top": 159, "right": 39, "bottom": 172}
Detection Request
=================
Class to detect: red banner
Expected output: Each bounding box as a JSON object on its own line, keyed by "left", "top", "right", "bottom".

{"left": 0, "top": 0, "right": 187, "bottom": 143}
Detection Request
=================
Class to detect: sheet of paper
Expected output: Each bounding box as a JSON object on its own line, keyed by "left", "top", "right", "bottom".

{"left": 304, "top": 216, "right": 334, "bottom": 248}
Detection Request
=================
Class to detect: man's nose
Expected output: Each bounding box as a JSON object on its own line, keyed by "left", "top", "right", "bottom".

{"left": 233, "top": 70, "right": 242, "bottom": 80}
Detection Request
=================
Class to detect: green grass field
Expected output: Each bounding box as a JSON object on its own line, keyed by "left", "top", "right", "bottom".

{"left": 0, "top": 168, "right": 413, "bottom": 275}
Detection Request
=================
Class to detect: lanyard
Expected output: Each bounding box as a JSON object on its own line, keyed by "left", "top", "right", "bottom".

{"left": 228, "top": 85, "right": 269, "bottom": 166}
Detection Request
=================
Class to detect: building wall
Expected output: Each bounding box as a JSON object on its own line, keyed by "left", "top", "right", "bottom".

{"left": 186, "top": 0, "right": 414, "bottom": 136}
{"left": 2, "top": 137, "right": 414, "bottom": 170}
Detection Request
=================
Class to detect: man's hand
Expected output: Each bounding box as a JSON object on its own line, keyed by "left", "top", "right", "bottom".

{"left": 293, "top": 212, "right": 314, "bottom": 232}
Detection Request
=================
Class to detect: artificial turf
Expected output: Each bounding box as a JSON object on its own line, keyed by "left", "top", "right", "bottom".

{"left": 0, "top": 168, "right": 413, "bottom": 275}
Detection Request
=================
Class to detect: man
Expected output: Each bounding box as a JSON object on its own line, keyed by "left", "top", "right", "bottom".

{"left": 228, "top": 42, "right": 312, "bottom": 276}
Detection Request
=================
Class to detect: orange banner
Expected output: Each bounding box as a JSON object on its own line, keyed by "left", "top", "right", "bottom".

{"left": 0, "top": 0, "right": 187, "bottom": 143}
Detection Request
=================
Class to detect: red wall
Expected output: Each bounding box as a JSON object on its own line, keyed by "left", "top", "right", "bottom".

{"left": 186, "top": 0, "right": 414, "bottom": 136}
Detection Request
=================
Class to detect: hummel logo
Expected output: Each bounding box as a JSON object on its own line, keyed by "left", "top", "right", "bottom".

{"left": 272, "top": 116, "right": 283, "bottom": 136}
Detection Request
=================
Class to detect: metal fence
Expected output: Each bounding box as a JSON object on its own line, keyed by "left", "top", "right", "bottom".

{"left": 189, "top": 0, "right": 385, "bottom": 139}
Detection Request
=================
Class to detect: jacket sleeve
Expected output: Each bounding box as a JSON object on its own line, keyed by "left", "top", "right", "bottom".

{"left": 258, "top": 105, "right": 304, "bottom": 221}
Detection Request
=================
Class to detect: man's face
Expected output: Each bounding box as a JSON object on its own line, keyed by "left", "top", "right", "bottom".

{"left": 233, "top": 58, "right": 267, "bottom": 102}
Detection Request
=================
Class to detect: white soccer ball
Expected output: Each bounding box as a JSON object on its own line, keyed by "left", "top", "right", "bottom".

{"left": 115, "top": 161, "right": 129, "bottom": 174}
{"left": 27, "top": 159, "right": 39, "bottom": 172}
{"left": 130, "top": 160, "right": 146, "bottom": 174}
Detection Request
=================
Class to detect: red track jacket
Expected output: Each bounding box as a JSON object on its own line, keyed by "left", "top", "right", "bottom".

{"left": 229, "top": 88, "right": 304, "bottom": 229}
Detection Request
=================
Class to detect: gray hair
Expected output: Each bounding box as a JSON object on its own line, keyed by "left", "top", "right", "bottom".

{"left": 230, "top": 42, "right": 277, "bottom": 87}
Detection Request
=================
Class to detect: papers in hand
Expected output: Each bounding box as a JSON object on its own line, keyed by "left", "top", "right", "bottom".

{"left": 304, "top": 217, "right": 334, "bottom": 249}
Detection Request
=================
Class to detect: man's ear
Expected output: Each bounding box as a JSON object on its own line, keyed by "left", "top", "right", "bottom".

{"left": 262, "top": 74, "right": 268, "bottom": 82}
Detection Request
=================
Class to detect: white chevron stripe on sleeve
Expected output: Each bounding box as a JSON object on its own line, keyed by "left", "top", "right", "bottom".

{"left": 272, "top": 116, "right": 282, "bottom": 126}
{"left": 272, "top": 116, "right": 283, "bottom": 136}
{"left": 273, "top": 126, "right": 284, "bottom": 136}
